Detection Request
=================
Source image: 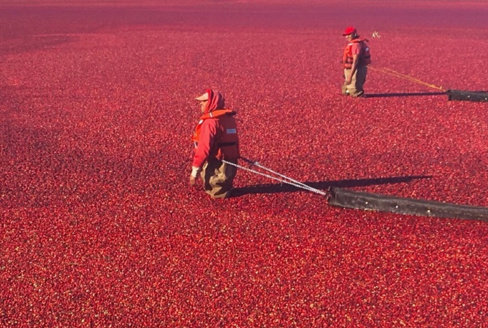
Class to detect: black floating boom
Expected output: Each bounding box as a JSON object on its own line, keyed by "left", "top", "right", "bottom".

{"left": 447, "top": 89, "right": 488, "bottom": 102}
{"left": 328, "top": 187, "right": 488, "bottom": 222}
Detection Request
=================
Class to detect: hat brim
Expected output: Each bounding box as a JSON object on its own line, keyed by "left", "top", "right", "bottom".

{"left": 195, "top": 93, "right": 209, "bottom": 101}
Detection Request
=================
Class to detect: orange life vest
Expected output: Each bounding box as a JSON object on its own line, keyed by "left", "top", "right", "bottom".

{"left": 342, "top": 38, "right": 371, "bottom": 69}
{"left": 191, "top": 109, "right": 239, "bottom": 160}
{"left": 192, "top": 109, "right": 234, "bottom": 143}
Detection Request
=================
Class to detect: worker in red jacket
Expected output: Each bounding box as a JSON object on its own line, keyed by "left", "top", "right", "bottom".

{"left": 341, "top": 26, "right": 371, "bottom": 97}
{"left": 190, "top": 89, "right": 239, "bottom": 199}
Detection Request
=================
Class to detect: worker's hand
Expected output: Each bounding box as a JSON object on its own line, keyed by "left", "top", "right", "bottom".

{"left": 189, "top": 166, "right": 200, "bottom": 187}
{"left": 345, "top": 77, "right": 352, "bottom": 85}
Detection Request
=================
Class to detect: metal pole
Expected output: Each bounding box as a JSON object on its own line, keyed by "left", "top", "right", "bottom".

{"left": 222, "top": 159, "right": 329, "bottom": 197}
{"left": 240, "top": 157, "right": 324, "bottom": 194}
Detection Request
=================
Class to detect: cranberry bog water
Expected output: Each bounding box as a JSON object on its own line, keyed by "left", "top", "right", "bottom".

{"left": 1, "top": 0, "right": 488, "bottom": 326}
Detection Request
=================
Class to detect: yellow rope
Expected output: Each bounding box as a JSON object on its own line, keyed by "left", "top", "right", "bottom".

{"left": 370, "top": 66, "right": 446, "bottom": 91}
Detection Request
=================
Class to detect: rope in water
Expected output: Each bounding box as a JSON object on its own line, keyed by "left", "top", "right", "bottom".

{"left": 370, "top": 67, "right": 446, "bottom": 91}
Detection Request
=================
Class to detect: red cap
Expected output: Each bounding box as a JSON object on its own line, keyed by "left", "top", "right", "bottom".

{"left": 342, "top": 26, "right": 356, "bottom": 36}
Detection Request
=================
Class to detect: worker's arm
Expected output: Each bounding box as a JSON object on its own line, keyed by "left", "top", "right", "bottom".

{"left": 346, "top": 54, "right": 359, "bottom": 84}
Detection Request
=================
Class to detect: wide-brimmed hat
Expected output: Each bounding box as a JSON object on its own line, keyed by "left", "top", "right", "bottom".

{"left": 342, "top": 26, "right": 357, "bottom": 36}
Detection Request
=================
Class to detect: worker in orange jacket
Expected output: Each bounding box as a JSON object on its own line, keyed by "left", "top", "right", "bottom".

{"left": 341, "top": 26, "right": 371, "bottom": 97}
{"left": 190, "top": 89, "right": 239, "bottom": 199}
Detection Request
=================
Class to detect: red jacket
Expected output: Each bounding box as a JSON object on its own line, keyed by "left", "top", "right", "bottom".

{"left": 192, "top": 109, "right": 239, "bottom": 168}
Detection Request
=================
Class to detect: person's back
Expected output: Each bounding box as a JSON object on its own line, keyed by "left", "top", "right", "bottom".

{"left": 212, "top": 113, "right": 239, "bottom": 161}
